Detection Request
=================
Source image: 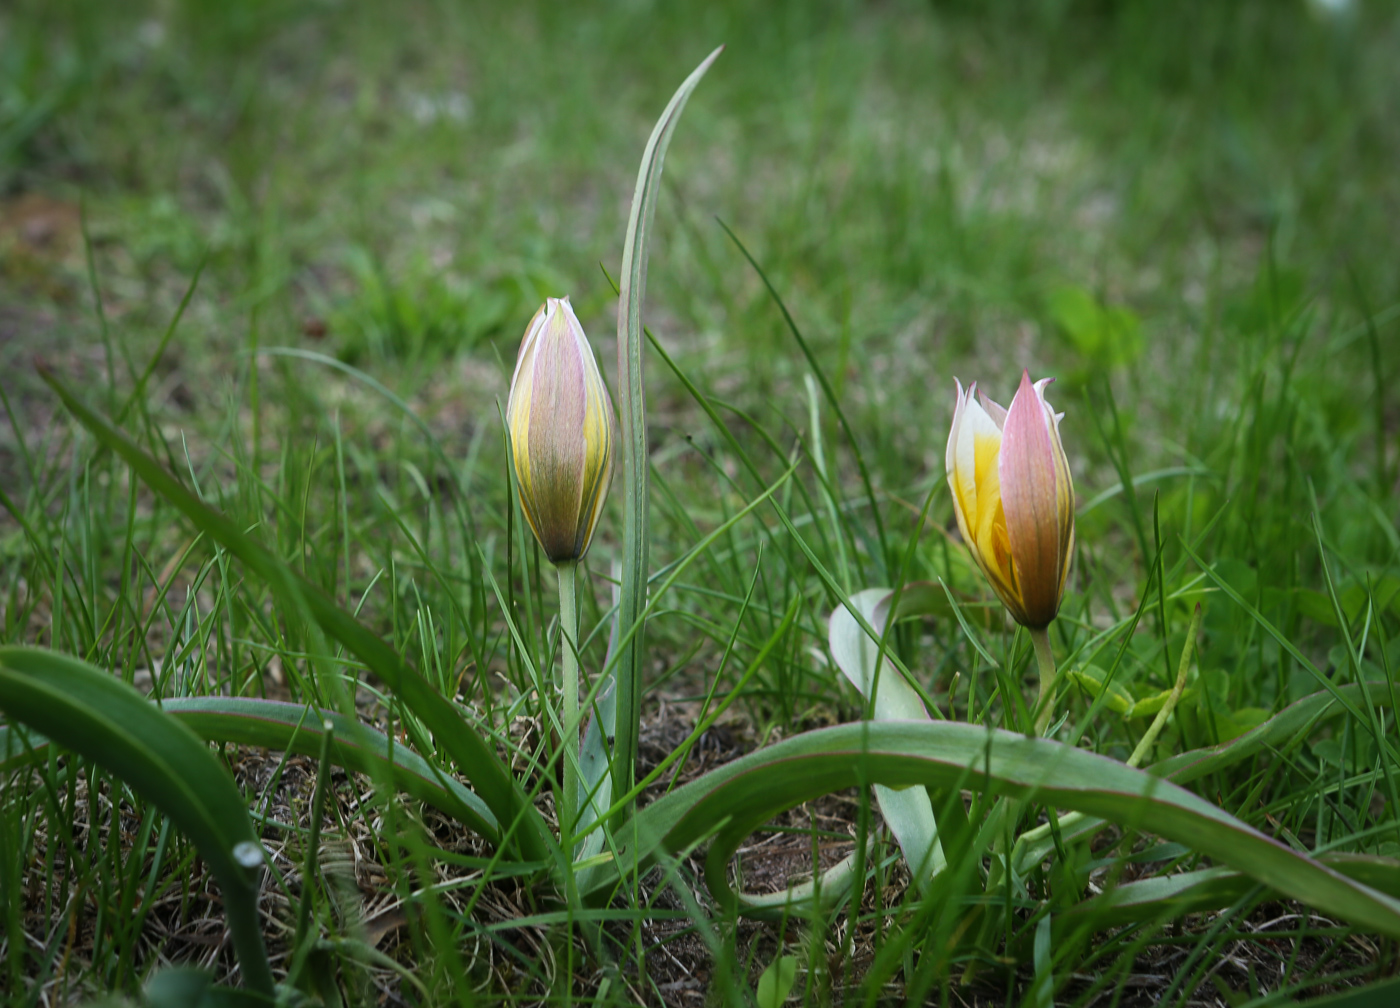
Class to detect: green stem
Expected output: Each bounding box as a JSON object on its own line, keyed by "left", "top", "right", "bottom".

{"left": 1030, "top": 626, "right": 1059, "bottom": 735}
{"left": 558, "top": 561, "right": 580, "bottom": 848}
{"left": 1010, "top": 603, "right": 1204, "bottom": 875}
{"left": 1127, "top": 603, "right": 1203, "bottom": 767}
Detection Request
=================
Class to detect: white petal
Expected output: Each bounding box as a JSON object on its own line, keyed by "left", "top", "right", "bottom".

{"left": 954, "top": 388, "right": 1002, "bottom": 526}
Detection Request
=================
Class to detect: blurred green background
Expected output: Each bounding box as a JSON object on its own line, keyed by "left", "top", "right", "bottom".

{"left": 2, "top": 0, "right": 1397, "bottom": 691}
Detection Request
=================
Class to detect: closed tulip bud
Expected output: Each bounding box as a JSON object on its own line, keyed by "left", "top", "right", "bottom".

{"left": 507, "top": 297, "right": 617, "bottom": 565}
{"left": 946, "top": 370, "right": 1075, "bottom": 629}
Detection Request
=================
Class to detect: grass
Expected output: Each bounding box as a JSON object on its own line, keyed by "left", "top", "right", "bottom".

{"left": 2, "top": 0, "right": 1400, "bottom": 1004}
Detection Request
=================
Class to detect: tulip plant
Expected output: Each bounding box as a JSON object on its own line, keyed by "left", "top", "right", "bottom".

{"left": 506, "top": 295, "right": 617, "bottom": 848}
{"left": 5, "top": 45, "right": 1400, "bottom": 1007}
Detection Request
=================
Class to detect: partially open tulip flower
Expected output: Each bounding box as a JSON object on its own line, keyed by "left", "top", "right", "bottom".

{"left": 947, "top": 371, "right": 1074, "bottom": 730}
{"left": 507, "top": 297, "right": 617, "bottom": 566}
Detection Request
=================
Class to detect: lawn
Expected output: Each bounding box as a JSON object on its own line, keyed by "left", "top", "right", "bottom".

{"left": 2, "top": 1, "right": 1399, "bottom": 1005}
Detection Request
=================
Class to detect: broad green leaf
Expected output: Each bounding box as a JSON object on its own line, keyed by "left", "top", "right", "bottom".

{"left": 0, "top": 647, "right": 274, "bottom": 995}
{"left": 828, "top": 586, "right": 945, "bottom": 890}
{"left": 144, "top": 968, "right": 274, "bottom": 1008}
{"left": 613, "top": 46, "right": 723, "bottom": 805}
{"left": 755, "top": 954, "right": 799, "bottom": 1008}
{"left": 1296, "top": 579, "right": 1400, "bottom": 629}
{"left": 1208, "top": 705, "right": 1272, "bottom": 743}
{"left": 1295, "top": 588, "right": 1343, "bottom": 627}
{"left": 0, "top": 698, "right": 497, "bottom": 838}
{"left": 169, "top": 698, "right": 496, "bottom": 839}
{"left": 1015, "top": 682, "right": 1397, "bottom": 875}
{"left": 1153, "top": 681, "right": 1394, "bottom": 784}
{"left": 599, "top": 720, "right": 1400, "bottom": 936}
{"left": 38, "top": 366, "right": 550, "bottom": 864}
{"left": 1055, "top": 852, "right": 1400, "bottom": 935}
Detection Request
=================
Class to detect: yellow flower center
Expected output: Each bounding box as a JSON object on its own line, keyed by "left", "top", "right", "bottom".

{"left": 972, "top": 431, "right": 1018, "bottom": 600}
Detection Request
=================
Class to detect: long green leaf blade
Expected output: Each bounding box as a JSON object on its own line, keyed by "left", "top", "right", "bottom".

{"left": 602, "top": 721, "right": 1400, "bottom": 936}
{"left": 614, "top": 46, "right": 723, "bottom": 803}
{"left": 0, "top": 647, "right": 275, "bottom": 995}
{"left": 167, "top": 698, "right": 497, "bottom": 839}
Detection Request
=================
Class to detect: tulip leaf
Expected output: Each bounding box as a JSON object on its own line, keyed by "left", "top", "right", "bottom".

{"left": 614, "top": 45, "right": 723, "bottom": 805}
{"left": 1054, "top": 852, "right": 1400, "bottom": 936}
{"left": 0, "top": 646, "right": 275, "bottom": 995}
{"left": 164, "top": 697, "right": 496, "bottom": 839}
{"left": 0, "top": 700, "right": 496, "bottom": 839}
{"left": 37, "top": 365, "right": 551, "bottom": 864}
{"left": 1014, "top": 682, "right": 1397, "bottom": 876}
{"left": 1153, "top": 681, "right": 1394, "bottom": 785}
{"left": 828, "top": 586, "right": 945, "bottom": 890}
{"left": 143, "top": 967, "right": 275, "bottom": 1008}
{"left": 829, "top": 588, "right": 930, "bottom": 722}
{"left": 597, "top": 721, "right": 1400, "bottom": 937}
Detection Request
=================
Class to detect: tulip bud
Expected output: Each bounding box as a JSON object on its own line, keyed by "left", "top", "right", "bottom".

{"left": 945, "top": 370, "right": 1074, "bottom": 629}
{"left": 507, "top": 297, "right": 617, "bottom": 564}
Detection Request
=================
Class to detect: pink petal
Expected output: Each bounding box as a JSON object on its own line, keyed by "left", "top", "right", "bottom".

{"left": 999, "top": 370, "right": 1065, "bottom": 627}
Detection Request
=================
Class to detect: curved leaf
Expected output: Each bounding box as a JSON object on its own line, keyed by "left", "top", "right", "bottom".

{"left": 599, "top": 721, "right": 1400, "bottom": 937}
{"left": 167, "top": 698, "right": 497, "bottom": 838}
{"left": 614, "top": 45, "right": 723, "bottom": 804}
{"left": 1012, "top": 682, "right": 1397, "bottom": 875}
{"left": 38, "top": 365, "right": 550, "bottom": 863}
{"left": 0, "top": 647, "right": 275, "bottom": 995}
{"left": 3, "top": 698, "right": 499, "bottom": 842}
{"left": 1154, "top": 681, "right": 1394, "bottom": 785}
{"left": 829, "top": 586, "right": 944, "bottom": 890}
{"left": 1053, "top": 851, "right": 1400, "bottom": 939}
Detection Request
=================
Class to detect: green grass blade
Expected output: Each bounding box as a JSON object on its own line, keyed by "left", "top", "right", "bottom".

{"left": 37, "top": 365, "right": 550, "bottom": 863}
{"left": 614, "top": 45, "right": 723, "bottom": 805}
{"left": 0, "top": 646, "right": 274, "bottom": 995}
{"left": 1181, "top": 536, "right": 1399, "bottom": 766}
{"left": 606, "top": 721, "right": 1400, "bottom": 936}
{"left": 718, "top": 219, "right": 891, "bottom": 579}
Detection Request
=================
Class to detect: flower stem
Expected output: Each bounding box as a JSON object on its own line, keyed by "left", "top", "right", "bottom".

{"left": 1030, "top": 626, "right": 1059, "bottom": 735}
{"left": 557, "top": 561, "right": 580, "bottom": 848}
